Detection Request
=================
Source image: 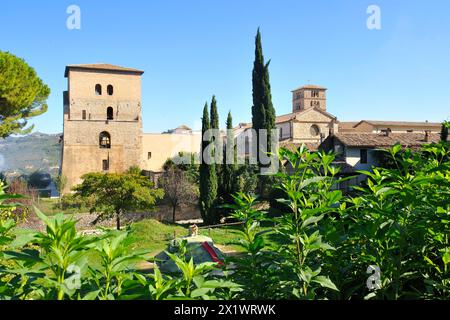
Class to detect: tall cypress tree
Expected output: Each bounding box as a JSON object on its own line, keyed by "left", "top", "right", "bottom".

{"left": 251, "top": 28, "right": 276, "bottom": 195}
{"left": 251, "top": 28, "right": 276, "bottom": 164}
{"left": 222, "top": 111, "right": 237, "bottom": 205}
{"left": 210, "top": 96, "right": 221, "bottom": 164}
{"left": 199, "top": 103, "right": 218, "bottom": 224}
{"left": 441, "top": 121, "right": 449, "bottom": 142}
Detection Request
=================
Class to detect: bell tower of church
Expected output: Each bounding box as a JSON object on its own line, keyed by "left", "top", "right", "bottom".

{"left": 61, "top": 64, "right": 144, "bottom": 194}
{"left": 291, "top": 85, "right": 327, "bottom": 113}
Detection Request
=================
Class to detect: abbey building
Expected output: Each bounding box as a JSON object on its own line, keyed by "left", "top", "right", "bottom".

{"left": 61, "top": 64, "right": 441, "bottom": 193}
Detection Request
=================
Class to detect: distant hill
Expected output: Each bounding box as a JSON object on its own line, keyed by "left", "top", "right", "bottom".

{"left": 0, "top": 132, "right": 61, "bottom": 177}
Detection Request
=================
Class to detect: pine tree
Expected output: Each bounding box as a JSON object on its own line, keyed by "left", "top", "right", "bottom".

{"left": 0, "top": 51, "right": 50, "bottom": 138}
{"left": 199, "top": 103, "right": 218, "bottom": 224}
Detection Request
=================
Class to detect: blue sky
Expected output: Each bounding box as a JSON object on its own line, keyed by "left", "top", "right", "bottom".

{"left": 1, "top": 0, "right": 449, "bottom": 134}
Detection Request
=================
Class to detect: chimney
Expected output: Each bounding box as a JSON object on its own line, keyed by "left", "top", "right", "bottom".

{"left": 425, "top": 130, "right": 431, "bottom": 142}
{"left": 385, "top": 128, "right": 392, "bottom": 137}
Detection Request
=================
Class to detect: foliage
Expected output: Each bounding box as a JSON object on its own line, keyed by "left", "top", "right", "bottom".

{"left": 1, "top": 178, "right": 33, "bottom": 222}
{"left": 251, "top": 28, "right": 276, "bottom": 166}
{"left": 441, "top": 121, "right": 449, "bottom": 142}
{"left": 0, "top": 51, "right": 50, "bottom": 138}
{"left": 163, "top": 152, "right": 199, "bottom": 185}
{"left": 73, "top": 172, "right": 164, "bottom": 230}
{"left": 333, "top": 142, "right": 450, "bottom": 299}
{"left": 126, "top": 166, "right": 142, "bottom": 176}
{"left": 220, "top": 112, "right": 239, "bottom": 209}
{"left": 0, "top": 208, "right": 240, "bottom": 300}
{"left": 224, "top": 193, "right": 280, "bottom": 299}
{"left": 159, "top": 167, "right": 198, "bottom": 223}
{"left": 54, "top": 174, "right": 67, "bottom": 200}
{"left": 234, "top": 162, "right": 258, "bottom": 195}
{"left": 199, "top": 103, "right": 218, "bottom": 225}
{"left": 0, "top": 181, "right": 24, "bottom": 221}
{"left": 1, "top": 143, "right": 449, "bottom": 300}
{"left": 59, "top": 193, "right": 90, "bottom": 212}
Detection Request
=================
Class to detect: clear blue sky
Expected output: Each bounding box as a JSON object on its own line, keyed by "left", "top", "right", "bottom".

{"left": 1, "top": 0, "right": 449, "bottom": 134}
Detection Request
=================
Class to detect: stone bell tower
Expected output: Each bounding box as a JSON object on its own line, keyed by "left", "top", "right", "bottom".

{"left": 291, "top": 85, "right": 327, "bottom": 113}
{"left": 61, "top": 64, "right": 144, "bottom": 194}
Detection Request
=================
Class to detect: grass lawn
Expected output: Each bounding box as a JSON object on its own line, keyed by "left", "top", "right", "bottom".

{"left": 127, "top": 219, "right": 279, "bottom": 256}
{"left": 34, "top": 198, "right": 88, "bottom": 216}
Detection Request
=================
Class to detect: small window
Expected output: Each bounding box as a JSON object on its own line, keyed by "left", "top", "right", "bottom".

{"left": 95, "top": 84, "right": 102, "bottom": 96}
{"left": 360, "top": 149, "right": 368, "bottom": 164}
{"left": 312, "top": 90, "right": 319, "bottom": 98}
{"left": 107, "top": 85, "right": 113, "bottom": 96}
{"left": 148, "top": 152, "right": 152, "bottom": 160}
{"left": 102, "top": 159, "right": 109, "bottom": 171}
{"left": 407, "top": 129, "right": 413, "bottom": 133}
{"left": 279, "top": 127, "right": 283, "bottom": 139}
{"left": 82, "top": 110, "right": 86, "bottom": 120}
{"left": 99, "top": 131, "right": 111, "bottom": 149}
{"left": 107, "top": 107, "right": 114, "bottom": 120}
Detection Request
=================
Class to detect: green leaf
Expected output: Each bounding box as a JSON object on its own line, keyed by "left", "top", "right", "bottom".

{"left": 301, "top": 215, "right": 324, "bottom": 229}
{"left": 312, "top": 276, "right": 339, "bottom": 291}
{"left": 82, "top": 290, "right": 100, "bottom": 300}
{"left": 191, "top": 287, "right": 213, "bottom": 298}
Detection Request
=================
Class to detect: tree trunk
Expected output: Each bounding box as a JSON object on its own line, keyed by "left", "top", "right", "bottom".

{"left": 116, "top": 214, "right": 121, "bottom": 230}
{"left": 172, "top": 205, "right": 177, "bottom": 224}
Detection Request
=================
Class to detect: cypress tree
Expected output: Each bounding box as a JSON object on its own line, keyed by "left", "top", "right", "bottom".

{"left": 199, "top": 103, "right": 218, "bottom": 225}
{"left": 251, "top": 28, "right": 276, "bottom": 164}
{"left": 251, "top": 28, "right": 276, "bottom": 194}
{"left": 441, "top": 121, "right": 449, "bottom": 142}
{"left": 222, "top": 111, "right": 237, "bottom": 205}
{"left": 210, "top": 95, "right": 222, "bottom": 164}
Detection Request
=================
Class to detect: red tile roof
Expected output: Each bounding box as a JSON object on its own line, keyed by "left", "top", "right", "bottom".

{"left": 333, "top": 132, "right": 440, "bottom": 148}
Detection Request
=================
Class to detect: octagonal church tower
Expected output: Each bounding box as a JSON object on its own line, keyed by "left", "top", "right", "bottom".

{"left": 61, "top": 64, "right": 144, "bottom": 194}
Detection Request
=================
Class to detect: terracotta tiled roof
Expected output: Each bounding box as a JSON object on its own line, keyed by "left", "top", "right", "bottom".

{"left": 276, "top": 112, "right": 298, "bottom": 124}
{"left": 276, "top": 107, "right": 337, "bottom": 124}
{"left": 338, "top": 122, "right": 359, "bottom": 131}
{"left": 333, "top": 132, "right": 440, "bottom": 148}
{"left": 292, "top": 85, "right": 327, "bottom": 91}
{"left": 355, "top": 120, "right": 441, "bottom": 128}
{"left": 279, "top": 140, "right": 319, "bottom": 152}
{"left": 65, "top": 63, "right": 144, "bottom": 77}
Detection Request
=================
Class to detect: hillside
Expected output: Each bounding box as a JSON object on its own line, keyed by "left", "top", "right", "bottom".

{"left": 0, "top": 132, "right": 61, "bottom": 177}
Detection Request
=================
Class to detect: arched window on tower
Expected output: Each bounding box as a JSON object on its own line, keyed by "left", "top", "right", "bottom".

{"left": 107, "top": 85, "right": 113, "bottom": 95}
{"left": 107, "top": 107, "right": 114, "bottom": 120}
{"left": 95, "top": 84, "right": 102, "bottom": 96}
{"left": 99, "top": 131, "right": 111, "bottom": 149}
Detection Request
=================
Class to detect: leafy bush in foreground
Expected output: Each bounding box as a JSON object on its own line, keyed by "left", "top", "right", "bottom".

{"left": 0, "top": 143, "right": 449, "bottom": 300}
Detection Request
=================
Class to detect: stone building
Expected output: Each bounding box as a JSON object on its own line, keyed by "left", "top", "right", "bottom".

{"left": 235, "top": 85, "right": 338, "bottom": 152}
{"left": 61, "top": 64, "right": 201, "bottom": 193}
{"left": 61, "top": 63, "right": 443, "bottom": 193}
{"left": 61, "top": 64, "right": 145, "bottom": 194}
